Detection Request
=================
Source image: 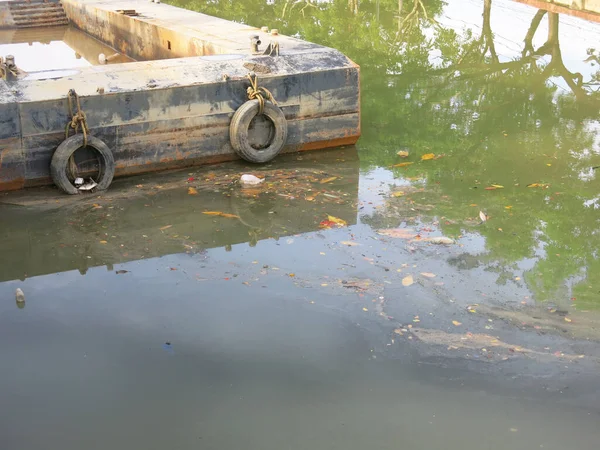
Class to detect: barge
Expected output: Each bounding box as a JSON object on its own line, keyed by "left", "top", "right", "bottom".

{"left": 0, "top": 0, "right": 360, "bottom": 193}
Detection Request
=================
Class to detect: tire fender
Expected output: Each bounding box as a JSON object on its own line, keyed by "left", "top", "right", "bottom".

{"left": 229, "top": 99, "right": 288, "bottom": 163}
{"left": 50, "top": 134, "right": 115, "bottom": 195}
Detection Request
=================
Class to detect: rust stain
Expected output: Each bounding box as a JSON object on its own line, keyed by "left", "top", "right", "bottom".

{"left": 297, "top": 135, "right": 359, "bottom": 152}
{"left": 0, "top": 177, "right": 25, "bottom": 191}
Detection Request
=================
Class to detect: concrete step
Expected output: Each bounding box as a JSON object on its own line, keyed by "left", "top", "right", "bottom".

{"left": 9, "top": 3, "right": 64, "bottom": 12}
{"left": 12, "top": 11, "right": 68, "bottom": 21}
{"left": 14, "top": 18, "right": 69, "bottom": 28}
{"left": 8, "top": 1, "right": 68, "bottom": 29}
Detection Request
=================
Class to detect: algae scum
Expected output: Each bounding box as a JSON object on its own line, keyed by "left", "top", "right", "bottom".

{"left": 1, "top": 1, "right": 600, "bottom": 449}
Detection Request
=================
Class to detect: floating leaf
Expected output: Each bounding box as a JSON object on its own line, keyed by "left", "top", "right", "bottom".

{"left": 397, "top": 150, "right": 409, "bottom": 158}
{"left": 421, "top": 153, "right": 435, "bottom": 160}
{"left": 362, "top": 307, "right": 368, "bottom": 312}
{"left": 505, "top": 206, "right": 512, "bottom": 209}
{"left": 340, "top": 241, "right": 360, "bottom": 246}
{"left": 327, "top": 215, "right": 347, "bottom": 226}
{"left": 319, "top": 216, "right": 347, "bottom": 229}
{"left": 320, "top": 176, "right": 338, "bottom": 184}
{"left": 377, "top": 228, "right": 417, "bottom": 239}
{"left": 99, "top": 240, "right": 108, "bottom": 244}
{"left": 479, "top": 211, "right": 488, "bottom": 222}
{"left": 491, "top": 184, "right": 504, "bottom": 188}
{"left": 484, "top": 186, "right": 497, "bottom": 190}
{"left": 402, "top": 275, "right": 414, "bottom": 286}
{"left": 564, "top": 317, "right": 572, "bottom": 323}
{"left": 393, "top": 162, "right": 413, "bottom": 167}
{"left": 319, "top": 220, "right": 336, "bottom": 229}
{"left": 115, "top": 270, "right": 129, "bottom": 274}
{"left": 159, "top": 225, "right": 173, "bottom": 230}
{"left": 392, "top": 191, "right": 405, "bottom": 197}
{"left": 203, "top": 211, "right": 239, "bottom": 219}
{"left": 188, "top": 187, "right": 198, "bottom": 195}
{"left": 422, "top": 236, "right": 455, "bottom": 245}
{"left": 452, "top": 320, "right": 462, "bottom": 326}
{"left": 420, "top": 272, "right": 436, "bottom": 278}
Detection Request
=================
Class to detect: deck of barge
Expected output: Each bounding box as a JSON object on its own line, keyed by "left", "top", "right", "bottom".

{"left": 0, "top": 0, "right": 360, "bottom": 192}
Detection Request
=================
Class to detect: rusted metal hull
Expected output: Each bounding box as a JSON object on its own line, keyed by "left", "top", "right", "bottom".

{"left": 0, "top": 0, "right": 361, "bottom": 192}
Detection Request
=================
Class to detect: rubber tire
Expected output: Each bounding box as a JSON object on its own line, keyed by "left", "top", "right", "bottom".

{"left": 229, "top": 99, "right": 288, "bottom": 163}
{"left": 50, "top": 134, "right": 115, "bottom": 195}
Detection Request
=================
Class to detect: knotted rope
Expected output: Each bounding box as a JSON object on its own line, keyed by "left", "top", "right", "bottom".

{"left": 64, "top": 89, "right": 90, "bottom": 179}
{"left": 246, "top": 73, "right": 277, "bottom": 115}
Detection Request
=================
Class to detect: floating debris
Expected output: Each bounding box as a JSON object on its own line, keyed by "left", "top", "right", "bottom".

{"left": 240, "top": 174, "right": 264, "bottom": 186}
{"left": 15, "top": 288, "right": 25, "bottom": 304}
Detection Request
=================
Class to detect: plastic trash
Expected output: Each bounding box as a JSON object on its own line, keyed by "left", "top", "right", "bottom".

{"left": 15, "top": 288, "right": 25, "bottom": 308}
{"left": 78, "top": 178, "right": 98, "bottom": 191}
{"left": 240, "top": 174, "right": 264, "bottom": 186}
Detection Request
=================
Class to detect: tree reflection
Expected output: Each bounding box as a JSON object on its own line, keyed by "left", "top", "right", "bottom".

{"left": 166, "top": 0, "right": 600, "bottom": 307}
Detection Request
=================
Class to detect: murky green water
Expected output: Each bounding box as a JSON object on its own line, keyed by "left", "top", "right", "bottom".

{"left": 1, "top": 1, "right": 600, "bottom": 449}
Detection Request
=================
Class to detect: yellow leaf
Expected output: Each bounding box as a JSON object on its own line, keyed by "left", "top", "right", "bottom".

{"left": 327, "top": 215, "right": 347, "bottom": 226}
{"left": 203, "top": 211, "right": 240, "bottom": 219}
{"left": 159, "top": 225, "right": 172, "bottom": 230}
{"left": 402, "top": 275, "right": 414, "bottom": 286}
{"left": 564, "top": 317, "right": 572, "bottom": 323}
{"left": 397, "top": 150, "right": 409, "bottom": 158}
{"left": 491, "top": 184, "right": 504, "bottom": 188}
{"left": 420, "top": 272, "right": 436, "bottom": 278}
{"left": 505, "top": 206, "right": 512, "bottom": 209}
{"left": 188, "top": 187, "right": 198, "bottom": 195}
{"left": 452, "top": 320, "right": 462, "bottom": 326}
{"left": 393, "top": 162, "right": 414, "bottom": 167}
{"left": 320, "top": 176, "right": 338, "bottom": 184}
{"left": 469, "top": 204, "right": 478, "bottom": 207}
{"left": 99, "top": 240, "right": 108, "bottom": 244}
{"left": 288, "top": 273, "right": 295, "bottom": 277}
{"left": 546, "top": 163, "right": 552, "bottom": 166}
{"left": 340, "top": 241, "right": 359, "bottom": 246}
{"left": 421, "top": 153, "right": 435, "bottom": 160}
{"left": 362, "top": 307, "right": 368, "bottom": 312}
{"left": 392, "top": 191, "right": 405, "bottom": 197}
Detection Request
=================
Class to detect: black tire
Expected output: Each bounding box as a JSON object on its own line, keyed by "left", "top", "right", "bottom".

{"left": 50, "top": 134, "right": 115, "bottom": 195}
{"left": 229, "top": 100, "right": 288, "bottom": 163}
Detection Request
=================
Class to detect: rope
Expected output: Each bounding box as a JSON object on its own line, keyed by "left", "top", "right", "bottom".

{"left": 65, "top": 89, "right": 89, "bottom": 146}
{"left": 246, "top": 73, "right": 277, "bottom": 115}
{"left": 0, "top": 57, "right": 21, "bottom": 80}
{"left": 64, "top": 89, "right": 90, "bottom": 179}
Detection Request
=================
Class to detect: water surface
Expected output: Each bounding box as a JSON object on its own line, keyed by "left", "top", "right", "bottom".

{"left": 1, "top": 1, "right": 600, "bottom": 449}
